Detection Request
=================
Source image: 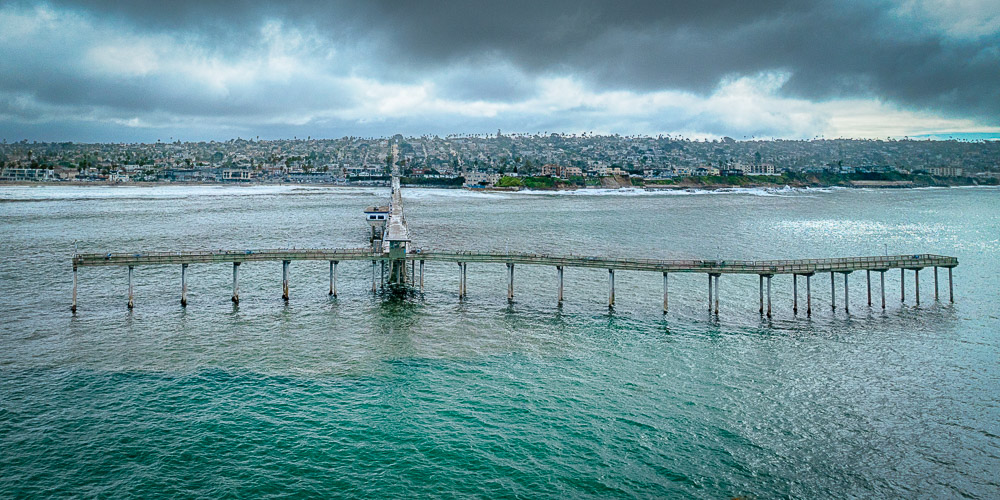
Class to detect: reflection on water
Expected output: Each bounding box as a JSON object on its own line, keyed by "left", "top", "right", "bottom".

{"left": 1, "top": 186, "right": 998, "bottom": 498}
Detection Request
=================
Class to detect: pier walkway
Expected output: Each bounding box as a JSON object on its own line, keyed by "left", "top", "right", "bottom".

{"left": 74, "top": 249, "right": 956, "bottom": 275}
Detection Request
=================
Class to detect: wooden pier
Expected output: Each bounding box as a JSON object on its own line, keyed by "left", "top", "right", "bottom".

{"left": 69, "top": 169, "right": 958, "bottom": 316}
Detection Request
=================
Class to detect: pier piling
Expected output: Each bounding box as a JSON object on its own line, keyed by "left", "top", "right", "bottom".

{"left": 901, "top": 268, "right": 905, "bottom": 303}
{"left": 806, "top": 273, "right": 812, "bottom": 316}
{"left": 866, "top": 270, "right": 871, "bottom": 307}
{"left": 371, "top": 261, "right": 376, "bottom": 293}
{"left": 708, "top": 274, "right": 713, "bottom": 312}
{"left": 72, "top": 265, "right": 78, "bottom": 313}
{"left": 766, "top": 275, "right": 772, "bottom": 318}
{"left": 880, "top": 270, "right": 886, "bottom": 309}
{"left": 232, "top": 262, "right": 240, "bottom": 304}
{"left": 181, "top": 263, "right": 188, "bottom": 307}
{"left": 330, "top": 261, "right": 338, "bottom": 297}
{"left": 793, "top": 274, "right": 798, "bottom": 315}
{"left": 713, "top": 274, "right": 720, "bottom": 315}
{"left": 608, "top": 269, "right": 615, "bottom": 308}
{"left": 507, "top": 263, "right": 514, "bottom": 302}
{"left": 662, "top": 272, "right": 668, "bottom": 313}
{"left": 934, "top": 266, "right": 939, "bottom": 301}
{"left": 758, "top": 275, "right": 764, "bottom": 315}
{"left": 420, "top": 260, "right": 425, "bottom": 292}
{"left": 948, "top": 267, "right": 954, "bottom": 303}
{"left": 843, "top": 272, "right": 850, "bottom": 313}
{"left": 282, "top": 260, "right": 290, "bottom": 301}
{"left": 558, "top": 266, "right": 565, "bottom": 306}
{"left": 915, "top": 269, "right": 921, "bottom": 305}
{"left": 127, "top": 265, "right": 134, "bottom": 309}
{"left": 830, "top": 271, "right": 836, "bottom": 311}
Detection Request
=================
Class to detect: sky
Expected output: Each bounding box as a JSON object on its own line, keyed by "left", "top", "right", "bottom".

{"left": 1, "top": 0, "right": 998, "bottom": 143}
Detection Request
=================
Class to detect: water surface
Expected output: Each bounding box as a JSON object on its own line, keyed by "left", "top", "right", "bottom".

{"left": 1, "top": 185, "right": 998, "bottom": 497}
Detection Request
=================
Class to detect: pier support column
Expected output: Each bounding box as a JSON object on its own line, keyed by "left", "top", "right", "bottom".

{"left": 380, "top": 261, "right": 385, "bottom": 289}
{"left": 72, "top": 265, "right": 78, "bottom": 313}
{"left": 934, "top": 266, "right": 939, "bottom": 301}
{"left": 866, "top": 270, "right": 871, "bottom": 307}
{"left": 759, "top": 275, "right": 764, "bottom": 315}
{"left": 371, "top": 261, "right": 377, "bottom": 293}
{"left": 915, "top": 269, "right": 920, "bottom": 306}
{"left": 793, "top": 275, "right": 798, "bottom": 315}
{"left": 282, "top": 260, "right": 290, "bottom": 301}
{"left": 880, "top": 271, "right": 886, "bottom": 309}
{"left": 806, "top": 274, "right": 812, "bottom": 317}
{"left": 411, "top": 260, "right": 416, "bottom": 286}
{"left": 766, "top": 275, "right": 772, "bottom": 318}
{"left": 127, "top": 265, "right": 134, "bottom": 309}
{"left": 181, "top": 263, "right": 188, "bottom": 307}
{"left": 558, "top": 266, "right": 565, "bottom": 307}
{"left": 843, "top": 272, "right": 850, "bottom": 313}
{"left": 662, "top": 272, "right": 668, "bottom": 313}
{"left": 708, "top": 274, "right": 713, "bottom": 312}
{"left": 714, "top": 274, "right": 720, "bottom": 315}
{"left": 901, "top": 268, "right": 905, "bottom": 303}
{"left": 420, "top": 260, "right": 425, "bottom": 292}
{"left": 457, "top": 262, "right": 465, "bottom": 299}
{"left": 232, "top": 262, "right": 240, "bottom": 304}
{"left": 713, "top": 274, "right": 720, "bottom": 315}
{"left": 830, "top": 271, "right": 836, "bottom": 311}
{"left": 608, "top": 269, "right": 615, "bottom": 308}
{"left": 330, "top": 261, "right": 338, "bottom": 297}
{"left": 948, "top": 267, "right": 954, "bottom": 303}
{"left": 507, "top": 263, "right": 514, "bottom": 303}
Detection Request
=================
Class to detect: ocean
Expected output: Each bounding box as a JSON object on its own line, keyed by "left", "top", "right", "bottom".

{"left": 1, "top": 184, "right": 998, "bottom": 498}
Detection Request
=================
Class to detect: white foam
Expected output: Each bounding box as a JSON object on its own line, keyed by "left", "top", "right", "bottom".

{"left": 0, "top": 184, "right": 382, "bottom": 201}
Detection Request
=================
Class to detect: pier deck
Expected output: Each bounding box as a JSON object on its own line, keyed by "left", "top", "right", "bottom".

{"left": 74, "top": 249, "right": 956, "bottom": 274}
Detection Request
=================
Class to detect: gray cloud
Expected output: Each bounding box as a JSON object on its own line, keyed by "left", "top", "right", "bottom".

{"left": 1, "top": 0, "right": 998, "bottom": 141}
{"left": 36, "top": 0, "right": 1000, "bottom": 121}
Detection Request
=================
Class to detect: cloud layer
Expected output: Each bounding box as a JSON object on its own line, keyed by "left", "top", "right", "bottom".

{"left": 1, "top": 0, "right": 998, "bottom": 141}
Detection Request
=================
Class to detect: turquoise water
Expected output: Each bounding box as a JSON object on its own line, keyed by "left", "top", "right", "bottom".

{"left": 1, "top": 185, "right": 998, "bottom": 497}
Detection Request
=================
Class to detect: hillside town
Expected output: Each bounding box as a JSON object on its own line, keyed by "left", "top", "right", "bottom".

{"left": 1, "top": 133, "right": 998, "bottom": 187}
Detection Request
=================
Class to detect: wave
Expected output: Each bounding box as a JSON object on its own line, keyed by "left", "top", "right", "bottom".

{"left": 515, "top": 185, "right": 837, "bottom": 197}
{"left": 0, "top": 184, "right": 384, "bottom": 202}
{"left": 402, "top": 188, "right": 512, "bottom": 200}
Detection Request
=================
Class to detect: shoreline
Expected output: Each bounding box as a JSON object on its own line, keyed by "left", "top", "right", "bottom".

{"left": 0, "top": 179, "right": 994, "bottom": 192}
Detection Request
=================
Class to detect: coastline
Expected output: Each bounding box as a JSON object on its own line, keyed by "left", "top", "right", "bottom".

{"left": 1, "top": 178, "right": 995, "bottom": 192}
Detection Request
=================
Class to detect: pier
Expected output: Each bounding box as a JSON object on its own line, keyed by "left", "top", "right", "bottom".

{"left": 70, "top": 169, "right": 958, "bottom": 316}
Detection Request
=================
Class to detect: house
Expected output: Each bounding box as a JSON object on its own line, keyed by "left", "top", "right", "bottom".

{"left": 222, "top": 169, "right": 252, "bottom": 182}
{"left": 928, "top": 167, "right": 963, "bottom": 177}
{"left": 0, "top": 168, "right": 55, "bottom": 181}
{"left": 464, "top": 171, "right": 500, "bottom": 187}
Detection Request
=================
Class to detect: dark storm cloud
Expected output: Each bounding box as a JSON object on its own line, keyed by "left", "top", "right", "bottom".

{"left": 35, "top": 0, "right": 1000, "bottom": 121}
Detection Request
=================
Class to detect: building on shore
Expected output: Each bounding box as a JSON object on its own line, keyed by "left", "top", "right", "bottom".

{"left": 463, "top": 171, "right": 500, "bottom": 187}
{"left": 0, "top": 167, "right": 55, "bottom": 181}
{"left": 928, "top": 167, "right": 964, "bottom": 177}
